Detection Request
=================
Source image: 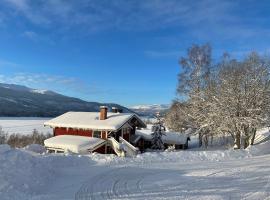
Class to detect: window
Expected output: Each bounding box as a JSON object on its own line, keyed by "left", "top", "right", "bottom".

{"left": 93, "top": 131, "right": 101, "bottom": 138}
{"left": 122, "top": 128, "right": 130, "bottom": 135}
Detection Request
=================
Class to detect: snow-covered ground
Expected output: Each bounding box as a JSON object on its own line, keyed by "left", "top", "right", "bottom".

{"left": 0, "top": 117, "right": 52, "bottom": 135}
{"left": 0, "top": 120, "right": 270, "bottom": 199}
{"left": 1, "top": 140, "right": 270, "bottom": 200}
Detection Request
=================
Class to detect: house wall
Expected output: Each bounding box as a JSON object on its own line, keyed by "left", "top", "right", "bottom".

{"left": 54, "top": 127, "right": 110, "bottom": 140}
{"left": 120, "top": 124, "right": 132, "bottom": 142}
{"left": 136, "top": 138, "right": 145, "bottom": 152}
{"left": 54, "top": 127, "right": 93, "bottom": 137}
{"left": 123, "top": 133, "right": 130, "bottom": 141}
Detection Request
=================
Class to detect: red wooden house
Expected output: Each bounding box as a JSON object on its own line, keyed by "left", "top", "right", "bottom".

{"left": 44, "top": 106, "right": 147, "bottom": 156}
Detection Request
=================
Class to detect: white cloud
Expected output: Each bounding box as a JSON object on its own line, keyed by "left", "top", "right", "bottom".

{"left": 22, "top": 30, "right": 38, "bottom": 41}
{"left": 0, "top": 72, "right": 119, "bottom": 101}
{"left": 2, "top": 0, "right": 265, "bottom": 39}
{"left": 4, "top": 0, "right": 49, "bottom": 25}
{"left": 20, "top": 30, "right": 55, "bottom": 44}
{"left": 5, "top": 0, "right": 29, "bottom": 11}
{"left": 0, "top": 59, "right": 19, "bottom": 68}
{"left": 1, "top": 0, "right": 270, "bottom": 54}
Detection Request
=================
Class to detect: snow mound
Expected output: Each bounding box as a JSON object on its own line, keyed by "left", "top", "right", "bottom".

{"left": 256, "top": 127, "right": 270, "bottom": 137}
{"left": 0, "top": 145, "right": 100, "bottom": 200}
{"left": 112, "top": 141, "right": 270, "bottom": 166}
{"left": 121, "top": 149, "right": 250, "bottom": 165}
{"left": 0, "top": 144, "right": 11, "bottom": 153}
{"left": 0, "top": 145, "right": 53, "bottom": 199}
{"left": 246, "top": 140, "right": 270, "bottom": 156}
{"left": 23, "top": 144, "right": 46, "bottom": 154}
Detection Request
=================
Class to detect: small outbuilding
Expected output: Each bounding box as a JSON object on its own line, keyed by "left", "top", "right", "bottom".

{"left": 132, "top": 125, "right": 190, "bottom": 151}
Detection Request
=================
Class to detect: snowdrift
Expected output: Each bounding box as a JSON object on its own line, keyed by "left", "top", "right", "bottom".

{"left": 114, "top": 140, "right": 270, "bottom": 165}
{"left": 0, "top": 145, "right": 99, "bottom": 200}
{"left": 23, "top": 144, "right": 46, "bottom": 154}
{"left": 0, "top": 140, "right": 269, "bottom": 200}
{"left": 0, "top": 145, "right": 52, "bottom": 199}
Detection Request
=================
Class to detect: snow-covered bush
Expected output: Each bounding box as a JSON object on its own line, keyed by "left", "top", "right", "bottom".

{"left": 151, "top": 114, "right": 166, "bottom": 150}
{"left": 7, "top": 129, "right": 52, "bottom": 148}
{"left": 0, "top": 126, "right": 7, "bottom": 144}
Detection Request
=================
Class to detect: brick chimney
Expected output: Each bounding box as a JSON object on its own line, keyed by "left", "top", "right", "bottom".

{"left": 99, "top": 106, "right": 108, "bottom": 120}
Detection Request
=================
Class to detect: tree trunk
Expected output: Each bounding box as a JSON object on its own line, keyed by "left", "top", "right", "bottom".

{"left": 243, "top": 126, "right": 250, "bottom": 149}
{"left": 243, "top": 136, "right": 250, "bottom": 149}
{"left": 203, "top": 134, "right": 208, "bottom": 149}
{"left": 234, "top": 131, "right": 241, "bottom": 149}
{"left": 250, "top": 128, "right": 257, "bottom": 145}
{"left": 198, "top": 132, "right": 203, "bottom": 147}
{"left": 210, "top": 135, "right": 214, "bottom": 146}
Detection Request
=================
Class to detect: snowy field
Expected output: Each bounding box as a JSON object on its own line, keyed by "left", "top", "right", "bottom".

{"left": 0, "top": 119, "right": 270, "bottom": 200}
{"left": 0, "top": 117, "right": 53, "bottom": 135}
{"left": 1, "top": 141, "right": 270, "bottom": 200}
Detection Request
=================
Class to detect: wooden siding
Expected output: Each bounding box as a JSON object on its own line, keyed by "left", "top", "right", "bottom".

{"left": 101, "top": 131, "right": 107, "bottom": 139}
{"left": 54, "top": 127, "right": 93, "bottom": 137}
{"left": 123, "top": 133, "right": 130, "bottom": 142}
{"left": 93, "top": 144, "right": 106, "bottom": 154}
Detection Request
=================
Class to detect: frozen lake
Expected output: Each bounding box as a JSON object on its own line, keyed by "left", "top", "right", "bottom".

{"left": 0, "top": 117, "right": 53, "bottom": 135}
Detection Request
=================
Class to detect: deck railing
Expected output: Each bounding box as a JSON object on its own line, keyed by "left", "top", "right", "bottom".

{"left": 253, "top": 134, "right": 270, "bottom": 145}
{"left": 119, "top": 136, "right": 140, "bottom": 157}
{"left": 108, "top": 137, "right": 140, "bottom": 157}
{"left": 107, "top": 137, "right": 125, "bottom": 157}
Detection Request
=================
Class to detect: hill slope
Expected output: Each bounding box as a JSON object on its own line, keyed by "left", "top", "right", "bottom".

{"left": 130, "top": 104, "right": 170, "bottom": 116}
{"left": 0, "top": 83, "right": 130, "bottom": 117}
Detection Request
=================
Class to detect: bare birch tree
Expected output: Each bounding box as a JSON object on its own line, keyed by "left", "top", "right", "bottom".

{"left": 176, "top": 44, "right": 215, "bottom": 147}
{"left": 215, "top": 53, "right": 270, "bottom": 148}
{"left": 166, "top": 44, "right": 270, "bottom": 149}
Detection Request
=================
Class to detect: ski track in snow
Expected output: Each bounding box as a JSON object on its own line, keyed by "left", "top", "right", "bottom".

{"left": 74, "top": 155, "right": 270, "bottom": 200}
{"left": 75, "top": 167, "right": 157, "bottom": 200}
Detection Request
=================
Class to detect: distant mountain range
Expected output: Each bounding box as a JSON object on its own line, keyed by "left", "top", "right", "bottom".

{"left": 129, "top": 104, "right": 170, "bottom": 116}
{"left": 0, "top": 83, "right": 131, "bottom": 117}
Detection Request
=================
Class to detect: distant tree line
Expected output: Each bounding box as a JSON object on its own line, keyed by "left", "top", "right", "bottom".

{"left": 0, "top": 126, "right": 51, "bottom": 148}
{"left": 165, "top": 44, "right": 270, "bottom": 149}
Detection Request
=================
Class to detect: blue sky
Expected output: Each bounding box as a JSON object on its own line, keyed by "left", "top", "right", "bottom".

{"left": 0, "top": 0, "right": 270, "bottom": 106}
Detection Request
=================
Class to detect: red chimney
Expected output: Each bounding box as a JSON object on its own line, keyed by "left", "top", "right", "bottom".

{"left": 100, "top": 106, "right": 108, "bottom": 120}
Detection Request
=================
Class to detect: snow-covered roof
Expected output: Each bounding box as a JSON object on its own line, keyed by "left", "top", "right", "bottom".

{"left": 44, "top": 112, "right": 145, "bottom": 131}
{"left": 44, "top": 135, "right": 106, "bottom": 153}
{"left": 135, "top": 125, "right": 189, "bottom": 145}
